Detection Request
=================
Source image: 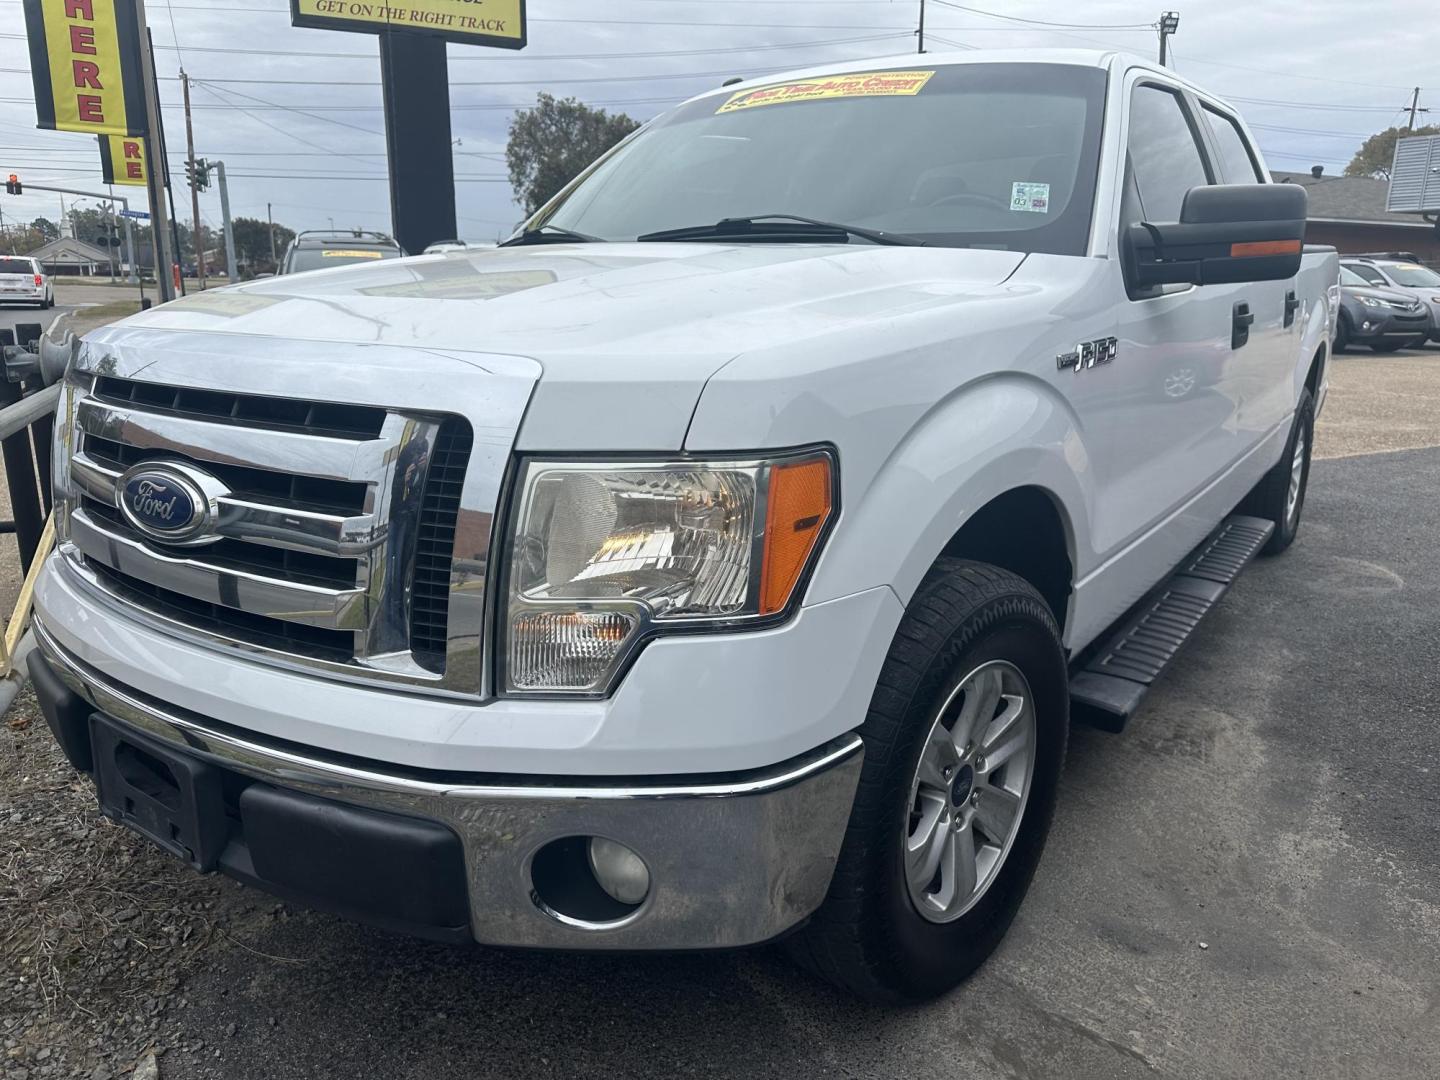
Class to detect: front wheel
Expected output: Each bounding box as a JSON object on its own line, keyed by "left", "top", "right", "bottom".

{"left": 1333, "top": 316, "right": 1350, "bottom": 353}
{"left": 787, "top": 560, "right": 1068, "bottom": 1002}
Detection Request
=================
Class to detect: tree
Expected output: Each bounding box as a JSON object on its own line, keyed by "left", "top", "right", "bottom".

{"left": 1345, "top": 124, "right": 1440, "bottom": 180}
{"left": 30, "top": 217, "right": 59, "bottom": 241}
{"left": 230, "top": 216, "right": 294, "bottom": 275}
{"left": 506, "top": 93, "right": 640, "bottom": 215}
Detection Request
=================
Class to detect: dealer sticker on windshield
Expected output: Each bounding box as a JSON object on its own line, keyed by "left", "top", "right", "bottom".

{"left": 323, "top": 249, "right": 386, "bottom": 259}
{"left": 717, "top": 70, "right": 936, "bottom": 113}
{"left": 1010, "top": 182, "right": 1051, "bottom": 214}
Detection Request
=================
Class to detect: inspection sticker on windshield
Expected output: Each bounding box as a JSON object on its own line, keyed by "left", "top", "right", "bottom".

{"left": 323, "top": 249, "right": 385, "bottom": 259}
{"left": 717, "top": 71, "right": 936, "bottom": 113}
{"left": 1010, "top": 182, "right": 1051, "bottom": 214}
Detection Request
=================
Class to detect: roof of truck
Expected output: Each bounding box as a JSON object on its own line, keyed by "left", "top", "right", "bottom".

{"left": 681, "top": 48, "right": 1209, "bottom": 108}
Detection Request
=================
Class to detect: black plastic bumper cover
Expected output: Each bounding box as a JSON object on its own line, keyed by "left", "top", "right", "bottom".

{"left": 29, "top": 651, "right": 471, "bottom": 942}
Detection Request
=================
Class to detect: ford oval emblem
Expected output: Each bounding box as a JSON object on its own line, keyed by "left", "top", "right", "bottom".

{"left": 117, "top": 464, "right": 216, "bottom": 543}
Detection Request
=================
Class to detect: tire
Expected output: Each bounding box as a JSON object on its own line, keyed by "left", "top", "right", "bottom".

{"left": 1240, "top": 386, "right": 1314, "bottom": 555}
{"left": 786, "top": 560, "right": 1068, "bottom": 1002}
{"left": 1333, "top": 316, "right": 1349, "bottom": 354}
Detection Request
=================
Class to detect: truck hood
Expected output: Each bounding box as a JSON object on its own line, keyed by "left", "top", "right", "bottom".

{"left": 109, "top": 243, "right": 1027, "bottom": 449}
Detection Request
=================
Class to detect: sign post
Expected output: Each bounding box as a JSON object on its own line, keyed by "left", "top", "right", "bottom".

{"left": 288, "top": 0, "right": 527, "bottom": 255}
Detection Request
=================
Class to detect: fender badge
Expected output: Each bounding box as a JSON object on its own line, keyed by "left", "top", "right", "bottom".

{"left": 1058, "top": 337, "right": 1118, "bottom": 373}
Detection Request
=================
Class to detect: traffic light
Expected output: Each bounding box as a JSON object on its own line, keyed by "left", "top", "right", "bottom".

{"left": 4, "top": 174, "right": 20, "bottom": 195}
{"left": 186, "top": 158, "right": 210, "bottom": 192}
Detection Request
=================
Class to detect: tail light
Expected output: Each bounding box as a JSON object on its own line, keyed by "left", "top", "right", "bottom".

{"left": 34, "top": 274, "right": 42, "bottom": 287}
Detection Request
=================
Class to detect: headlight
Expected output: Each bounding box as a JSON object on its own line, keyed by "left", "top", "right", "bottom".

{"left": 1357, "top": 296, "right": 1383, "bottom": 308}
{"left": 503, "top": 450, "right": 835, "bottom": 695}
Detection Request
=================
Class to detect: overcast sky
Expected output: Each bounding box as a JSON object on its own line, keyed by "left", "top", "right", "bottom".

{"left": 0, "top": 0, "right": 1433, "bottom": 245}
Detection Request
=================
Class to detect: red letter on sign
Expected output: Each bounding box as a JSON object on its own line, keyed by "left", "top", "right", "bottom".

{"left": 64, "top": 0, "right": 94, "bottom": 19}
{"left": 123, "top": 140, "right": 141, "bottom": 159}
{"left": 126, "top": 162, "right": 143, "bottom": 180}
{"left": 69, "top": 25, "right": 96, "bottom": 54}
{"left": 72, "top": 60, "right": 103, "bottom": 89}
{"left": 77, "top": 95, "right": 104, "bottom": 123}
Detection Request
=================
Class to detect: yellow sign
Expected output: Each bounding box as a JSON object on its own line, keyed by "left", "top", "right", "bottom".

{"left": 324, "top": 249, "right": 387, "bottom": 259}
{"left": 717, "top": 71, "right": 937, "bottom": 114}
{"left": 22, "top": 0, "right": 147, "bottom": 136}
{"left": 98, "top": 133, "right": 146, "bottom": 186}
{"left": 291, "top": 0, "right": 526, "bottom": 49}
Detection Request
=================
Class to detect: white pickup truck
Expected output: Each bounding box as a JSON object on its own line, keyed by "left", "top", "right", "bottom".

{"left": 29, "top": 50, "right": 1336, "bottom": 1001}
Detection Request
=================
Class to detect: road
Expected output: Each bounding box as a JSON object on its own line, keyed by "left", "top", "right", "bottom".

{"left": 0, "top": 281, "right": 146, "bottom": 346}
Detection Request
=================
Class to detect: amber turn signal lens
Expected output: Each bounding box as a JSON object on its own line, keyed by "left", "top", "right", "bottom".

{"left": 759, "top": 456, "right": 833, "bottom": 615}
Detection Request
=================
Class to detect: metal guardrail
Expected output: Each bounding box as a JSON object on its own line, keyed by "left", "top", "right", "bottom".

{"left": 0, "top": 321, "right": 73, "bottom": 677}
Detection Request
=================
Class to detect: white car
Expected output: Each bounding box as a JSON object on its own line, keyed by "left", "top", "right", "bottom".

{"left": 30, "top": 50, "right": 1335, "bottom": 1001}
{"left": 0, "top": 255, "right": 54, "bottom": 308}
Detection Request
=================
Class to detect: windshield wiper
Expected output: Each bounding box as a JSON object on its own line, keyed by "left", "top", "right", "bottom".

{"left": 499, "top": 224, "right": 603, "bottom": 247}
{"left": 636, "top": 214, "right": 927, "bottom": 247}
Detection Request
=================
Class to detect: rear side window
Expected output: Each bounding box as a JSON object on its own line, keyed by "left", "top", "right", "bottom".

{"left": 0, "top": 258, "right": 35, "bottom": 274}
{"left": 1125, "top": 84, "right": 1211, "bottom": 225}
{"left": 1201, "top": 106, "right": 1262, "bottom": 183}
{"left": 1344, "top": 263, "right": 1387, "bottom": 286}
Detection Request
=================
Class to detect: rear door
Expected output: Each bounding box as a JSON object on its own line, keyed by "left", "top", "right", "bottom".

{"left": 0, "top": 256, "right": 34, "bottom": 297}
{"left": 1195, "top": 100, "right": 1296, "bottom": 442}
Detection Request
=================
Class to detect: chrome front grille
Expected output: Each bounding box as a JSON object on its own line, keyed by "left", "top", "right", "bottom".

{"left": 60, "top": 371, "right": 477, "bottom": 691}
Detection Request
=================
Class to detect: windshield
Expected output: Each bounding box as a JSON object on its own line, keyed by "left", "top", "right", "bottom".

{"left": 1383, "top": 263, "right": 1440, "bottom": 288}
{"left": 0, "top": 258, "right": 35, "bottom": 275}
{"left": 287, "top": 247, "right": 400, "bottom": 274}
{"left": 537, "top": 63, "right": 1108, "bottom": 256}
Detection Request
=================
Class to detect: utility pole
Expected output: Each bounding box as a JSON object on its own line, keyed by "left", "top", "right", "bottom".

{"left": 136, "top": 4, "right": 175, "bottom": 303}
{"left": 1407, "top": 87, "right": 1423, "bottom": 131}
{"left": 214, "top": 161, "right": 237, "bottom": 281}
{"left": 267, "top": 201, "right": 278, "bottom": 266}
{"left": 181, "top": 70, "right": 206, "bottom": 290}
{"left": 104, "top": 188, "right": 117, "bottom": 283}
{"left": 1158, "top": 11, "right": 1180, "bottom": 68}
{"left": 917, "top": 0, "right": 925, "bottom": 53}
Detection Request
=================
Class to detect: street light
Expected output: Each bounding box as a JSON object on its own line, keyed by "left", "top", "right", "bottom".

{"left": 1158, "top": 11, "right": 1180, "bottom": 67}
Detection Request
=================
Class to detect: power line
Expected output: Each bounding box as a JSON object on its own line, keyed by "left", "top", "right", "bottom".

{"left": 930, "top": 1, "right": 1155, "bottom": 30}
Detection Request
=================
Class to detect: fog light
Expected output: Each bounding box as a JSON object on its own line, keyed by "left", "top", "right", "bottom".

{"left": 1362, "top": 321, "right": 1375, "bottom": 331}
{"left": 587, "top": 837, "right": 650, "bottom": 906}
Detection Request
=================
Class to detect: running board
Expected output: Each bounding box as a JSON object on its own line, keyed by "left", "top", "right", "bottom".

{"left": 1069, "top": 514, "right": 1275, "bottom": 733}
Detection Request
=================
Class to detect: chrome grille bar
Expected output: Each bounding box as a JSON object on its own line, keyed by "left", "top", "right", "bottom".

{"left": 70, "top": 509, "right": 367, "bottom": 630}
{"left": 72, "top": 451, "right": 376, "bottom": 558}
{"left": 76, "top": 397, "right": 384, "bottom": 482}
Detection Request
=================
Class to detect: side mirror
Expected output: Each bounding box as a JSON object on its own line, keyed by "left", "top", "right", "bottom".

{"left": 1127, "top": 183, "right": 1307, "bottom": 288}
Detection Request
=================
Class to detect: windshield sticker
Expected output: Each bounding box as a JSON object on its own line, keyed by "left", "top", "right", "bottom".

{"left": 1010, "top": 181, "right": 1051, "bottom": 214}
{"left": 717, "top": 71, "right": 936, "bottom": 113}
{"left": 323, "top": 249, "right": 386, "bottom": 259}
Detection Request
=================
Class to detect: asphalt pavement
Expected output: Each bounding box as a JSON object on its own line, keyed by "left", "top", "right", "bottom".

{"left": 145, "top": 441, "right": 1439, "bottom": 1080}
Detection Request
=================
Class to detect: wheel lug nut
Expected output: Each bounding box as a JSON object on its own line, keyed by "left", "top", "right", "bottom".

{"left": 970, "top": 790, "right": 980, "bottom": 806}
{"left": 943, "top": 765, "right": 954, "bottom": 779}
{"left": 975, "top": 756, "right": 987, "bottom": 771}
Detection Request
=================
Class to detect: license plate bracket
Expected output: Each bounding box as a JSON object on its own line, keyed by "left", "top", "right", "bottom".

{"left": 90, "top": 715, "right": 231, "bottom": 872}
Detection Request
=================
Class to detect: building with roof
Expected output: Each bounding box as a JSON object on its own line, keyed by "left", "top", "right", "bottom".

{"left": 28, "top": 236, "right": 115, "bottom": 277}
{"left": 1272, "top": 168, "right": 1440, "bottom": 265}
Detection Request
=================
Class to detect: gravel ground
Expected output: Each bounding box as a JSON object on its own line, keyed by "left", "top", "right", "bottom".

{"left": 0, "top": 339, "right": 1437, "bottom": 1079}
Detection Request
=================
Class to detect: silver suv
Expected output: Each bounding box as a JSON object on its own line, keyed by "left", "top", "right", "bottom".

{"left": 1341, "top": 255, "right": 1440, "bottom": 344}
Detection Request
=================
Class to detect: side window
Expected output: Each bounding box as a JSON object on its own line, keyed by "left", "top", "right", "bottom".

{"left": 1345, "top": 264, "right": 1386, "bottom": 286}
{"left": 1125, "top": 84, "right": 1211, "bottom": 226}
{"left": 1201, "top": 106, "right": 1263, "bottom": 184}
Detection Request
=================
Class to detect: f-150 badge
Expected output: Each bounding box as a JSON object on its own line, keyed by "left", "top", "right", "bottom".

{"left": 1057, "top": 337, "right": 1118, "bottom": 372}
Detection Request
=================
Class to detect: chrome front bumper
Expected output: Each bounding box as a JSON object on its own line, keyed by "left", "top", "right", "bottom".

{"left": 34, "top": 621, "right": 863, "bottom": 950}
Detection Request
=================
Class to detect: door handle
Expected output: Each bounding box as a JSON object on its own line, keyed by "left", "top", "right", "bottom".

{"left": 1232, "top": 301, "right": 1255, "bottom": 349}
{"left": 1284, "top": 290, "right": 1301, "bottom": 328}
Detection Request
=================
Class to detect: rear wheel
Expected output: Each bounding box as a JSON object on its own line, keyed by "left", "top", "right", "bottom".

{"left": 787, "top": 560, "right": 1067, "bottom": 1002}
{"left": 1240, "top": 387, "right": 1314, "bottom": 555}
